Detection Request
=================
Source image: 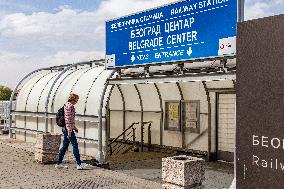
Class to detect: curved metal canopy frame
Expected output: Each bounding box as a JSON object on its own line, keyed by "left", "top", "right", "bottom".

{"left": 98, "top": 70, "right": 116, "bottom": 163}
{"left": 109, "top": 83, "right": 164, "bottom": 148}
{"left": 83, "top": 68, "right": 105, "bottom": 116}
{"left": 9, "top": 68, "right": 52, "bottom": 138}
{"left": 36, "top": 73, "right": 61, "bottom": 131}
{"left": 24, "top": 73, "right": 53, "bottom": 112}
{"left": 9, "top": 58, "right": 236, "bottom": 164}
{"left": 50, "top": 67, "right": 87, "bottom": 114}
{"left": 134, "top": 84, "right": 144, "bottom": 151}
{"left": 116, "top": 85, "right": 126, "bottom": 137}
{"left": 153, "top": 83, "right": 163, "bottom": 145}
{"left": 44, "top": 60, "right": 103, "bottom": 132}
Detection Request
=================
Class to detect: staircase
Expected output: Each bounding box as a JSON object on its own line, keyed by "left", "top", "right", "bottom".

{"left": 107, "top": 121, "right": 152, "bottom": 158}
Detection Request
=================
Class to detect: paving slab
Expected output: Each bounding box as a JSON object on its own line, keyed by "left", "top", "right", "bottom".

{"left": 0, "top": 135, "right": 234, "bottom": 189}
{"left": 0, "top": 135, "right": 161, "bottom": 189}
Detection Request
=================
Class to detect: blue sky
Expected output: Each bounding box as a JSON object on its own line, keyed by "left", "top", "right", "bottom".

{"left": 0, "top": 0, "right": 101, "bottom": 14}
{"left": 0, "top": 0, "right": 283, "bottom": 87}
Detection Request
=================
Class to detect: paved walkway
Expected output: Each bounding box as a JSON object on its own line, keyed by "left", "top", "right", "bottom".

{"left": 0, "top": 136, "right": 160, "bottom": 189}
{"left": 110, "top": 155, "right": 234, "bottom": 188}
{"left": 0, "top": 135, "right": 234, "bottom": 189}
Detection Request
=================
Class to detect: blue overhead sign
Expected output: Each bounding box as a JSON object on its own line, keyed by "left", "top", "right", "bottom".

{"left": 106, "top": 0, "right": 237, "bottom": 68}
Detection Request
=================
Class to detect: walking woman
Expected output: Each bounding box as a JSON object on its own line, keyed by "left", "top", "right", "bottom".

{"left": 55, "top": 93, "right": 89, "bottom": 170}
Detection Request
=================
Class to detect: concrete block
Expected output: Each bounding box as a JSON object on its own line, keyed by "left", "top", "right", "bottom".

{"left": 162, "top": 155, "right": 205, "bottom": 187}
{"left": 34, "top": 133, "right": 61, "bottom": 164}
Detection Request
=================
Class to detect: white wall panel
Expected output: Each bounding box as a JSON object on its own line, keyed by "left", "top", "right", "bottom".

{"left": 136, "top": 84, "right": 160, "bottom": 111}
{"left": 37, "top": 72, "right": 61, "bottom": 112}
{"left": 85, "top": 143, "right": 98, "bottom": 157}
{"left": 163, "top": 131, "right": 182, "bottom": 147}
{"left": 15, "top": 131, "right": 25, "bottom": 141}
{"left": 25, "top": 117, "right": 37, "bottom": 131}
{"left": 48, "top": 70, "right": 73, "bottom": 112}
{"left": 85, "top": 121, "right": 98, "bottom": 140}
{"left": 157, "top": 83, "right": 180, "bottom": 101}
{"left": 71, "top": 67, "right": 105, "bottom": 115}
{"left": 52, "top": 69, "right": 87, "bottom": 113}
{"left": 143, "top": 112, "right": 161, "bottom": 145}
{"left": 37, "top": 117, "right": 46, "bottom": 132}
{"left": 26, "top": 132, "right": 36, "bottom": 143}
{"left": 85, "top": 70, "right": 113, "bottom": 116}
{"left": 75, "top": 120, "right": 85, "bottom": 138}
{"left": 15, "top": 115, "right": 25, "bottom": 128}
{"left": 26, "top": 72, "right": 59, "bottom": 112}
{"left": 16, "top": 72, "right": 50, "bottom": 111}
{"left": 184, "top": 115, "right": 208, "bottom": 152}
{"left": 109, "top": 111, "right": 124, "bottom": 139}
{"left": 179, "top": 82, "right": 207, "bottom": 112}
{"left": 109, "top": 86, "right": 123, "bottom": 110}
{"left": 120, "top": 85, "right": 140, "bottom": 111}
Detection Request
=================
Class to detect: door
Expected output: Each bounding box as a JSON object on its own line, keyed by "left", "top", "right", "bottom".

{"left": 217, "top": 93, "right": 236, "bottom": 162}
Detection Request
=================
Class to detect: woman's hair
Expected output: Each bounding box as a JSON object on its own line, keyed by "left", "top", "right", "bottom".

{"left": 68, "top": 93, "right": 79, "bottom": 102}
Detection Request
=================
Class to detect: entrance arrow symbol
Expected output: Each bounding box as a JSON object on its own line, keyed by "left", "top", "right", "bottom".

{"left": 187, "top": 47, "right": 193, "bottom": 56}
{"left": 131, "top": 55, "right": 136, "bottom": 62}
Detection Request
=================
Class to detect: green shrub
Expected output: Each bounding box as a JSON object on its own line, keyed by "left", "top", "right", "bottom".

{"left": 0, "top": 85, "right": 12, "bottom": 101}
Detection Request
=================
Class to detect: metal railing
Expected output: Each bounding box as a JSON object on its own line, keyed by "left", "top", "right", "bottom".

{"left": 108, "top": 121, "right": 152, "bottom": 156}
{"left": 0, "top": 101, "right": 12, "bottom": 131}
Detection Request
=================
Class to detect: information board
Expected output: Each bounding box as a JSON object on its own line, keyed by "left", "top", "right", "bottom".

{"left": 106, "top": 0, "right": 237, "bottom": 67}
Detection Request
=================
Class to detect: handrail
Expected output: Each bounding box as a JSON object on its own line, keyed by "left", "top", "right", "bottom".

{"left": 140, "top": 121, "right": 152, "bottom": 152}
{"left": 108, "top": 121, "right": 153, "bottom": 156}
{"left": 142, "top": 121, "right": 152, "bottom": 124}
{"left": 108, "top": 122, "right": 139, "bottom": 156}
{"left": 109, "top": 122, "right": 139, "bottom": 145}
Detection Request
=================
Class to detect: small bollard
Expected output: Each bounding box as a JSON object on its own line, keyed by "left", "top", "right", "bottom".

{"left": 34, "top": 133, "right": 61, "bottom": 164}
{"left": 162, "top": 155, "right": 205, "bottom": 189}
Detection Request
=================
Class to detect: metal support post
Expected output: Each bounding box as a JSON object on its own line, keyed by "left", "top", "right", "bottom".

{"left": 238, "top": 0, "right": 245, "bottom": 22}
{"left": 178, "top": 63, "right": 184, "bottom": 75}
{"left": 148, "top": 123, "right": 152, "bottom": 151}
{"left": 132, "top": 127, "right": 136, "bottom": 143}
{"left": 98, "top": 70, "right": 116, "bottom": 163}
{"left": 141, "top": 123, "right": 144, "bottom": 152}
{"left": 202, "top": 81, "right": 212, "bottom": 161}
{"left": 144, "top": 66, "right": 150, "bottom": 77}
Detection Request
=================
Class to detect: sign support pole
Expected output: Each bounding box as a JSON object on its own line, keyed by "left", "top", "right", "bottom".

{"left": 238, "top": 0, "right": 245, "bottom": 22}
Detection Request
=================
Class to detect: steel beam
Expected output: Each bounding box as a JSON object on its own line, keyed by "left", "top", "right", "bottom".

{"left": 117, "top": 85, "right": 126, "bottom": 139}
{"left": 134, "top": 84, "right": 144, "bottom": 152}
{"left": 176, "top": 82, "right": 185, "bottom": 148}
{"left": 109, "top": 72, "right": 236, "bottom": 85}
{"left": 83, "top": 69, "right": 105, "bottom": 115}
{"left": 153, "top": 83, "right": 164, "bottom": 145}
{"left": 202, "top": 81, "right": 212, "bottom": 161}
{"left": 98, "top": 70, "right": 116, "bottom": 163}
